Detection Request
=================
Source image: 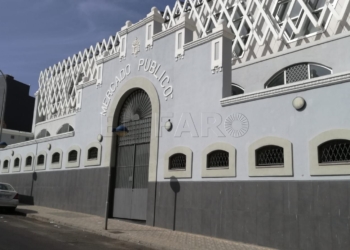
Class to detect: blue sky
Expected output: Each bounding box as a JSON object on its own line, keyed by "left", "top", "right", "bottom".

{"left": 0, "top": 0, "right": 176, "bottom": 96}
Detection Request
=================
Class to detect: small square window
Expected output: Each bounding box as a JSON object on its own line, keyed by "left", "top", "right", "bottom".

{"left": 11, "top": 135, "right": 15, "bottom": 139}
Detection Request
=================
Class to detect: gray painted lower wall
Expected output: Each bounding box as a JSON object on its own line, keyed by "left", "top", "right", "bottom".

{"left": 0, "top": 168, "right": 109, "bottom": 217}
{"left": 2, "top": 171, "right": 349, "bottom": 250}
{"left": 153, "top": 180, "right": 350, "bottom": 250}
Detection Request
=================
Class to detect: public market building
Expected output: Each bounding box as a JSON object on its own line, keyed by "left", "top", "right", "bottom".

{"left": 1, "top": 0, "right": 350, "bottom": 249}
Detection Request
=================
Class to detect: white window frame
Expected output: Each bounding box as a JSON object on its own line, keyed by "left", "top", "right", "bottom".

{"left": 248, "top": 136, "right": 293, "bottom": 177}
{"left": 35, "top": 151, "right": 47, "bottom": 171}
{"left": 84, "top": 142, "right": 102, "bottom": 167}
{"left": 202, "top": 142, "right": 236, "bottom": 178}
{"left": 50, "top": 149, "right": 63, "bottom": 170}
{"left": 309, "top": 129, "right": 350, "bottom": 176}
{"left": 265, "top": 63, "right": 332, "bottom": 88}
{"left": 164, "top": 147, "right": 192, "bottom": 179}
{"left": 12, "top": 154, "right": 22, "bottom": 173}
{"left": 66, "top": 145, "right": 81, "bottom": 169}
{"left": 24, "top": 153, "right": 35, "bottom": 172}
{"left": 1, "top": 157, "right": 10, "bottom": 174}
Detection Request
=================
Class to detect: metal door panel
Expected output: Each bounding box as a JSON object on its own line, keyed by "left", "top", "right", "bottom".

{"left": 131, "top": 189, "right": 148, "bottom": 220}
{"left": 113, "top": 189, "right": 132, "bottom": 218}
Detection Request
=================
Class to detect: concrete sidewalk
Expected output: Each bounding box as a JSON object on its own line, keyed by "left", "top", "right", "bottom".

{"left": 16, "top": 205, "right": 274, "bottom": 250}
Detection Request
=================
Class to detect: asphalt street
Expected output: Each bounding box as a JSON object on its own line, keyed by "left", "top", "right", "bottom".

{"left": 0, "top": 211, "right": 152, "bottom": 250}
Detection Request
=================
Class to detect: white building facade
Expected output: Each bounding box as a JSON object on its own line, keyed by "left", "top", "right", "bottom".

{"left": 1, "top": 0, "right": 350, "bottom": 249}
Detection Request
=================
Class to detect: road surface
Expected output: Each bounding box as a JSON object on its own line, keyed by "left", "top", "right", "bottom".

{"left": 0, "top": 211, "right": 152, "bottom": 250}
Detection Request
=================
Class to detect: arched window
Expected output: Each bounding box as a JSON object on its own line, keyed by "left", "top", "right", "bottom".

{"left": 57, "top": 124, "right": 74, "bottom": 135}
{"left": 68, "top": 150, "right": 78, "bottom": 162}
{"left": 88, "top": 147, "right": 98, "bottom": 160}
{"left": 3, "top": 160, "right": 9, "bottom": 169}
{"left": 266, "top": 63, "right": 332, "bottom": 88}
{"left": 169, "top": 153, "right": 186, "bottom": 170}
{"left": 207, "top": 150, "right": 229, "bottom": 168}
{"left": 231, "top": 84, "right": 244, "bottom": 96}
{"left": 256, "top": 145, "right": 284, "bottom": 166}
{"left": 51, "top": 153, "right": 60, "bottom": 164}
{"left": 14, "top": 158, "right": 20, "bottom": 167}
{"left": 26, "top": 156, "right": 32, "bottom": 167}
{"left": 36, "top": 129, "right": 50, "bottom": 139}
{"left": 37, "top": 155, "right": 45, "bottom": 165}
{"left": 318, "top": 140, "right": 350, "bottom": 164}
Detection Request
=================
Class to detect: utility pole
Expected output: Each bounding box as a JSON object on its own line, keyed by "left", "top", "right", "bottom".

{"left": 0, "top": 70, "right": 7, "bottom": 142}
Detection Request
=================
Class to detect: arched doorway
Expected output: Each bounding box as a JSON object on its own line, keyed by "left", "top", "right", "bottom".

{"left": 113, "top": 89, "right": 152, "bottom": 220}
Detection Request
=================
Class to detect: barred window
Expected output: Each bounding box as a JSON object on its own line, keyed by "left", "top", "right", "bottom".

{"left": 36, "top": 129, "right": 50, "bottom": 139}
{"left": 52, "top": 153, "right": 60, "bottom": 164}
{"left": 14, "top": 158, "right": 20, "bottom": 167}
{"left": 68, "top": 150, "right": 78, "bottom": 162}
{"left": 266, "top": 63, "right": 331, "bottom": 88}
{"left": 88, "top": 147, "right": 98, "bottom": 160}
{"left": 207, "top": 150, "right": 229, "bottom": 168}
{"left": 256, "top": 145, "right": 284, "bottom": 166}
{"left": 3, "top": 160, "right": 9, "bottom": 169}
{"left": 37, "top": 155, "right": 45, "bottom": 165}
{"left": 57, "top": 124, "right": 74, "bottom": 134}
{"left": 169, "top": 154, "right": 186, "bottom": 170}
{"left": 26, "top": 156, "right": 32, "bottom": 166}
{"left": 318, "top": 140, "right": 350, "bottom": 164}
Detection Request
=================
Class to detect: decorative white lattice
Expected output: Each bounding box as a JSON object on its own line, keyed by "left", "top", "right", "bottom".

{"left": 37, "top": 0, "right": 349, "bottom": 121}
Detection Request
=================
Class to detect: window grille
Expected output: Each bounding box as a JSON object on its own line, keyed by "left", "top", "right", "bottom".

{"left": 286, "top": 64, "right": 309, "bottom": 83}
{"left": 266, "top": 63, "right": 331, "bottom": 88}
{"left": 3, "top": 160, "right": 9, "bottom": 169}
{"left": 318, "top": 140, "right": 350, "bottom": 164}
{"left": 37, "top": 155, "right": 45, "bottom": 165}
{"left": 68, "top": 150, "right": 78, "bottom": 162}
{"left": 256, "top": 145, "right": 284, "bottom": 166}
{"left": 207, "top": 150, "right": 229, "bottom": 168}
{"left": 36, "top": 129, "right": 50, "bottom": 139}
{"left": 88, "top": 147, "right": 98, "bottom": 160}
{"left": 52, "top": 153, "right": 60, "bottom": 164}
{"left": 26, "top": 156, "right": 32, "bottom": 166}
{"left": 169, "top": 154, "right": 186, "bottom": 170}
{"left": 14, "top": 158, "right": 20, "bottom": 167}
{"left": 57, "top": 124, "right": 74, "bottom": 134}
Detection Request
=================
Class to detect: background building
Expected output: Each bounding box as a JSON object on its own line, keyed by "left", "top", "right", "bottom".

{"left": 0, "top": 1, "right": 350, "bottom": 249}
{"left": 0, "top": 75, "right": 35, "bottom": 144}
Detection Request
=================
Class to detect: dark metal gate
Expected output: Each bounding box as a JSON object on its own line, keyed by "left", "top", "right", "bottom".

{"left": 113, "top": 90, "right": 152, "bottom": 220}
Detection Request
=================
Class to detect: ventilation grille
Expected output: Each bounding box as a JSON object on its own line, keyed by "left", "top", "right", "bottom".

{"left": 319, "top": 140, "right": 350, "bottom": 164}
{"left": 256, "top": 146, "right": 284, "bottom": 166}
{"left": 169, "top": 154, "right": 186, "bottom": 170}
{"left": 207, "top": 150, "right": 229, "bottom": 168}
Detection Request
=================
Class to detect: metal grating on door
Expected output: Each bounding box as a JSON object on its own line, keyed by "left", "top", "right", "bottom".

{"left": 118, "top": 118, "right": 152, "bottom": 146}
{"left": 286, "top": 64, "right": 308, "bottom": 83}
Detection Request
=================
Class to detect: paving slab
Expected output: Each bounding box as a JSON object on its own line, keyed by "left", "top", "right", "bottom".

{"left": 16, "top": 205, "right": 276, "bottom": 250}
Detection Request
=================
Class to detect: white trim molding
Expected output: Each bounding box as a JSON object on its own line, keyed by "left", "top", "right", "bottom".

{"left": 11, "top": 154, "right": 22, "bottom": 173}
{"left": 84, "top": 142, "right": 102, "bottom": 167}
{"left": 1, "top": 156, "right": 10, "bottom": 174}
{"left": 221, "top": 71, "right": 350, "bottom": 107}
{"left": 24, "top": 153, "right": 35, "bottom": 172}
{"left": 248, "top": 136, "right": 293, "bottom": 177}
{"left": 164, "top": 146, "right": 192, "bottom": 179}
{"left": 66, "top": 145, "right": 81, "bottom": 169}
{"left": 309, "top": 129, "right": 350, "bottom": 176}
{"left": 50, "top": 149, "right": 63, "bottom": 170}
{"left": 202, "top": 142, "right": 236, "bottom": 178}
{"left": 35, "top": 151, "right": 47, "bottom": 171}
